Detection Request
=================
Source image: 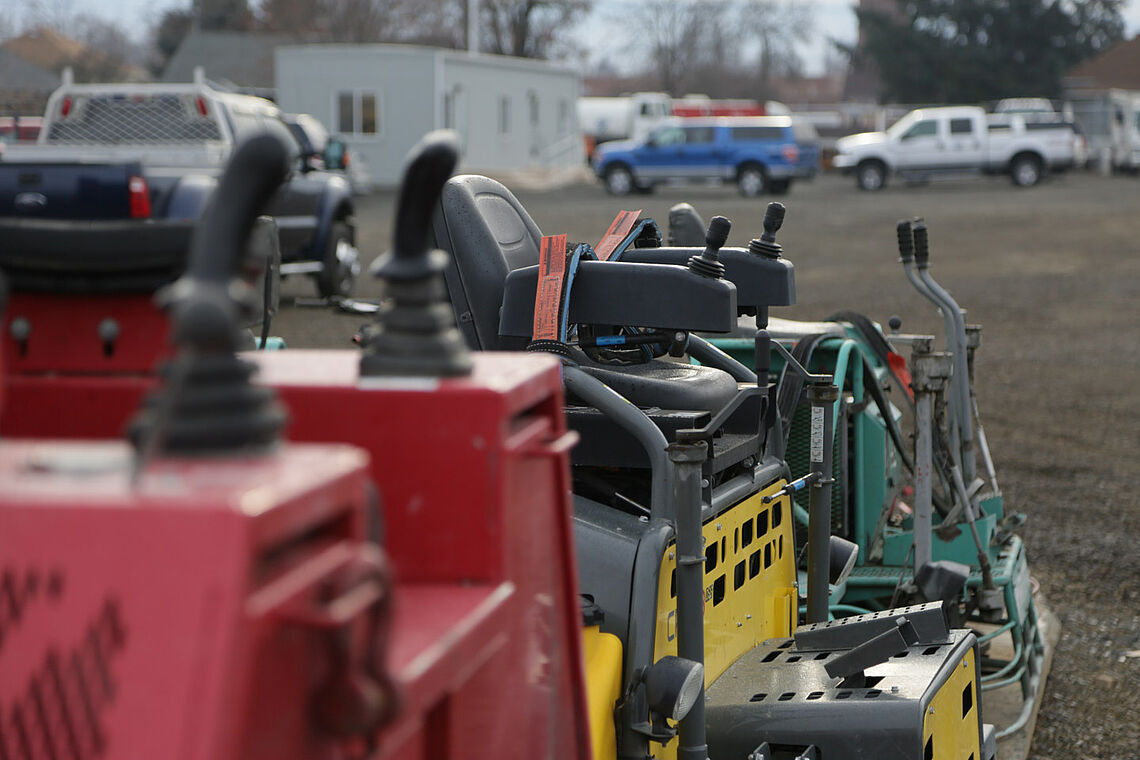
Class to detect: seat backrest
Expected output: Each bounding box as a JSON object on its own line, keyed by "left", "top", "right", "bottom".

{"left": 432, "top": 174, "right": 543, "bottom": 351}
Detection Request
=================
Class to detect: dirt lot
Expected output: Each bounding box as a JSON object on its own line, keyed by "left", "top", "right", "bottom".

{"left": 275, "top": 170, "right": 1140, "bottom": 757}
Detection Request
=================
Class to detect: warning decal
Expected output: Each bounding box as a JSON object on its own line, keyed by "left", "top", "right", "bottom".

{"left": 595, "top": 209, "right": 642, "bottom": 260}
{"left": 533, "top": 233, "right": 568, "bottom": 341}
{"left": 810, "top": 406, "right": 825, "bottom": 464}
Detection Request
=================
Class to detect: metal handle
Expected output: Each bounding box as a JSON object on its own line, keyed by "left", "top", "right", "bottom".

{"left": 259, "top": 542, "right": 400, "bottom": 742}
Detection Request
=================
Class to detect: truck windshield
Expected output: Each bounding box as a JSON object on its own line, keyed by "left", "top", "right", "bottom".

{"left": 47, "top": 93, "right": 223, "bottom": 144}
{"left": 886, "top": 113, "right": 918, "bottom": 139}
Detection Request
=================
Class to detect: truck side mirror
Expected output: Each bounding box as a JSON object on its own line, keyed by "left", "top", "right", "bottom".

{"left": 325, "top": 137, "right": 347, "bottom": 170}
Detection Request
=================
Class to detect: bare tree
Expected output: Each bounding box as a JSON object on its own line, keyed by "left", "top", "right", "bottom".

{"left": 258, "top": 0, "right": 587, "bottom": 54}
{"left": 259, "top": 0, "right": 457, "bottom": 44}
{"left": 196, "top": 0, "right": 253, "bottom": 31}
{"left": 481, "top": 0, "right": 591, "bottom": 58}
{"left": 739, "top": 0, "right": 811, "bottom": 82}
{"left": 22, "top": 0, "right": 78, "bottom": 36}
{"left": 624, "top": 0, "right": 814, "bottom": 97}
{"left": 259, "top": 0, "right": 321, "bottom": 37}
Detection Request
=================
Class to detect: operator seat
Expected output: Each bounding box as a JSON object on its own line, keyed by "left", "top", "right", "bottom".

{"left": 431, "top": 174, "right": 737, "bottom": 414}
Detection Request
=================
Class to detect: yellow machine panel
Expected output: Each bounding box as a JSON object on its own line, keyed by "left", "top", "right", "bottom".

{"left": 582, "top": 625, "right": 623, "bottom": 760}
{"left": 922, "top": 647, "right": 982, "bottom": 760}
{"left": 653, "top": 481, "right": 797, "bottom": 684}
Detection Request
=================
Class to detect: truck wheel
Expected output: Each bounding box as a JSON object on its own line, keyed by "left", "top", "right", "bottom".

{"left": 768, "top": 179, "right": 791, "bottom": 195}
{"left": 604, "top": 164, "right": 635, "bottom": 196}
{"left": 1010, "top": 154, "right": 1042, "bottom": 187}
{"left": 737, "top": 164, "right": 767, "bottom": 197}
{"left": 316, "top": 221, "right": 358, "bottom": 298}
{"left": 856, "top": 161, "right": 887, "bottom": 191}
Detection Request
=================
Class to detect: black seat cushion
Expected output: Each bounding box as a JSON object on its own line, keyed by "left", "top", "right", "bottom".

{"left": 576, "top": 354, "right": 738, "bottom": 414}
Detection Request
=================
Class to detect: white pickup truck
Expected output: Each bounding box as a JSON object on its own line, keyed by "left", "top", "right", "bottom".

{"left": 834, "top": 106, "right": 1085, "bottom": 190}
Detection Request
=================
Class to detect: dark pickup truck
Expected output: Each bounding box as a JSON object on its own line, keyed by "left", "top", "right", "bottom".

{"left": 0, "top": 77, "right": 358, "bottom": 297}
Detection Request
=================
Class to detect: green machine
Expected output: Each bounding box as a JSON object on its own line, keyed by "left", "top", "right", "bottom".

{"left": 671, "top": 203, "right": 1046, "bottom": 739}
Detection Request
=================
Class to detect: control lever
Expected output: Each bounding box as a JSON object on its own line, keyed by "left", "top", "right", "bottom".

{"left": 750, "top": 202, "right": 787, "bottom": 458}
{"left": 130, "top": 134, "right": 291, "bottom": 465}
{"left": 360, "top": 130, "right": 472, "bottom": 377}
{"left": 912, "top": 221, "right": 980, "bottom": 488}
{"left": 687, "top": 215, "right": 730, "bottom": 279}
{"left": 898, "top": 221, "right": 962, "bottom": 463}
{"left": 748, "top": 202, "right": 785, "bottom": 258}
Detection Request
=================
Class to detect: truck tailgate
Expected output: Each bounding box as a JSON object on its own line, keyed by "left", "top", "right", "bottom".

{"left": 0, "top": 161, "right": 138, "bottom": 219}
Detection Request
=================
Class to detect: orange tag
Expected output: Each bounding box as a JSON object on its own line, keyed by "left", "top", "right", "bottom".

{"left": 595, "top": 209, "right": 641, "bottom": 260}
{"left": 533, "top": 234, "right": 568, "bottom": 341}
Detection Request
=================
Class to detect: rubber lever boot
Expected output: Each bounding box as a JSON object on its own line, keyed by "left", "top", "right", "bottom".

{"left": 748, "top": 202, "right": 785, "bottom": 258}
{"left": 687, "top": 215, "right": 730, "bottom": 278}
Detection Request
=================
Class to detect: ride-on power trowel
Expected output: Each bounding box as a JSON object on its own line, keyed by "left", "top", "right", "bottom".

{"left": 668, "top": 202, "right": 1047, "bottom": 742}
{"left": 430, "top": 130, "right": 994, "bottom": 759}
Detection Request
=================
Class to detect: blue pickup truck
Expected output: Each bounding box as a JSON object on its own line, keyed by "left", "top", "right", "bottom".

{"left": 592, "top": 116, "right": 820, "bottom": 196}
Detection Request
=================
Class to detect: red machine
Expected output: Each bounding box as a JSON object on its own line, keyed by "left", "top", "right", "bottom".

{"left": 0, "top": 133, "right": 590, "bottom": 759}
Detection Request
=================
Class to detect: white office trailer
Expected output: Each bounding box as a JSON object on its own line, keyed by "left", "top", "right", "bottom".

{"left": 275, "top": 44, "right": 583, "bottom": 188}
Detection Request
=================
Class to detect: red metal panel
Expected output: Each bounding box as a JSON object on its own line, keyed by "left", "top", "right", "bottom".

{"left": 3, "top": 293, "right": 170, "bottom": 375}
{"left": 0, "top": 442, "right": 375, "bottom": 760}
{"left": 1, "top": 350, "right": 592, "bottom": 760}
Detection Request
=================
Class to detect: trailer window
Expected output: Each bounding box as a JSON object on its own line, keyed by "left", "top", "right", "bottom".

{"left": 499, "top": 96, "right": 512, "bottom": 135}
{"left": 559, "top": 99, "right": 570, "bottom": 135}
{"left": 336, "top": 91, "right": 379, "bottom": 136}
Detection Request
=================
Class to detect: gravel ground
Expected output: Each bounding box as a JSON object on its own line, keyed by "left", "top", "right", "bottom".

{"left": 275, "top": 169, "right": 1140, "bottom": 757}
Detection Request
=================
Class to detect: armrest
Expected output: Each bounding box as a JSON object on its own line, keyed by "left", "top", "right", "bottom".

{"left": 619, "top": 246, "right": 796, "bottom": 308}
{"left": 499, "top": 260, "right": 737, "bottom": 338}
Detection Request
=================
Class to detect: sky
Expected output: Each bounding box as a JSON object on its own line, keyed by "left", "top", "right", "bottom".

{"left": 16, "top": 0, "right": 1140, "bottom": 78}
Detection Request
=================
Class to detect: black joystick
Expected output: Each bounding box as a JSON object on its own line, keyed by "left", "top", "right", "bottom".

{"left": 687, "top": 215, "right": 730, "bottom": 279}
{"left": 896, "top": 219, "right": 914, "bottom": 263}
{"left": 130, "top": 134, "right": 291, "bottom": 458}
{"left": 360, "top": 131, "right": 472, "bottom": 377}
{"left": 748, "top": 202, "right": 785, "bottom": 258}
